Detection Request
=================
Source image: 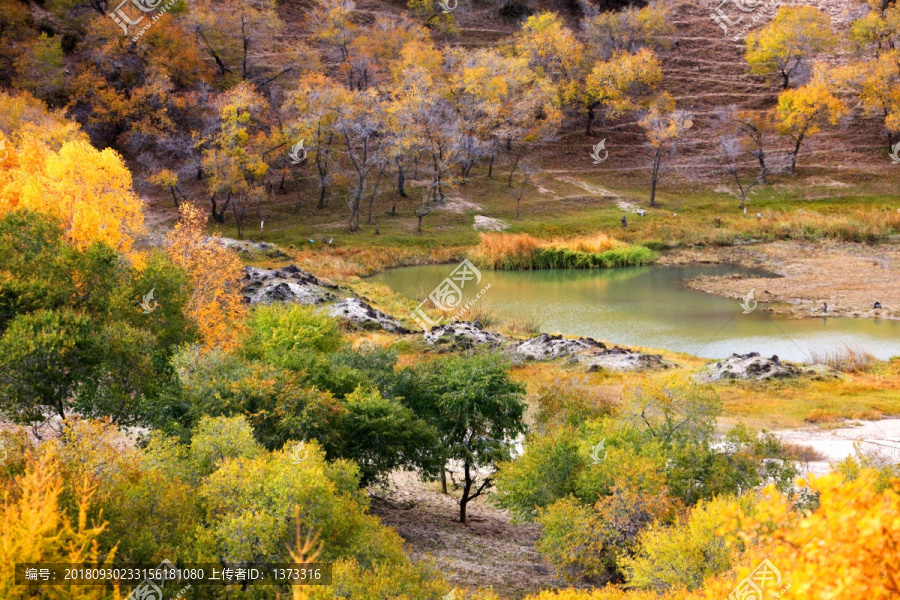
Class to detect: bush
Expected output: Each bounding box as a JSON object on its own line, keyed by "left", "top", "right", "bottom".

{"left": 495, "top": 425, "right": 585, "bottom": 522}
{"left": 622, "top": 496, "right": 736, "bottom": 592}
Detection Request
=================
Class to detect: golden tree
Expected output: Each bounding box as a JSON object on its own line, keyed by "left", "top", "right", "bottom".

{"left": 0, "top": 448, "right": 118, "bottom": 600}
{"left": 774, "top": 70, "right": 847, "bottom": 173}
{"left": 0, "top": 132, "right": 144, "bottom": 257}
{"left": 699, "top": 470, "right": 900, "bottom": 599}
{"left": 165, "top": 203, "right": 247, "bottom": 351}
{"left": 745, "top": 6, "right": 836, "bottom": 89}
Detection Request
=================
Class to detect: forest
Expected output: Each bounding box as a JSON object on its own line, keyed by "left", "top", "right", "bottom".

{"left": 1, "top": 0, "right": 900, "bottom": 597}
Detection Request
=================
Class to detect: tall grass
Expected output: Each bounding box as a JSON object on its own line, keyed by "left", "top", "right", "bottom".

{"left": 631, "top": 208, "right": 900, "bottom": 247}
{"left": 810, "top": 343, "right": 877, "bottom": 373}
{"left": 471, "top": 232, "right": 657, "bottom": 270}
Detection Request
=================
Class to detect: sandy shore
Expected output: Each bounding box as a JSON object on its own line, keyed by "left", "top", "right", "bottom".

{"left": 659, "top": 241, "right": 900, "bottom": 320}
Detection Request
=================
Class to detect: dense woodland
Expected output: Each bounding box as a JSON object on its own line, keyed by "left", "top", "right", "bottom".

{"left": 2, "top": 0, "right": 900, "bottom": 597}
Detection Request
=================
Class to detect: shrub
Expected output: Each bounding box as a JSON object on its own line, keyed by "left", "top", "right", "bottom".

{"left": 621, "top": 496, "right": 736, "bottom": 592}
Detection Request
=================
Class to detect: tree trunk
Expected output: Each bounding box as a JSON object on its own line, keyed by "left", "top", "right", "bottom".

{"left": 488, "top": 153, "right": 495, "bottom": 178}
{"left": 232, "top": 199, "right": 245, "bottom": 239}
{"left": 396, "top": 157, "right": 407, "bottom": 198}
{"left": 169, "top": 187, "right": 180, "bottom": 207}
{"left": 507, "top": 152, "right": 521, "bottom": 188}
{"left": 790, "top": 133, "right": 804, "bottom": 174}
{"left": 649, "top": 148, "right": 661, "bottom": 208}
{"left": 441, "top": 469, "right": 447, "bottom": 494}
{"left": 459, "top": 463, "right": 473, "bottom": 524}
{"left": 367, "top": 167, "right": 385, "bottom": 225}
{"left": 417, "top": 214, "right": 424, "bottom": 232}
{"left": 586, "top": 104, "right": 597, "bottom": 136}
{"left": 757, "top": 151, "right": 767, "bottom": 185}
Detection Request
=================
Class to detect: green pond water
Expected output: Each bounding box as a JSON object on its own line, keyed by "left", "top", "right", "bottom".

{"left": 370, "top": 264, "right": 900, "bottom": 363}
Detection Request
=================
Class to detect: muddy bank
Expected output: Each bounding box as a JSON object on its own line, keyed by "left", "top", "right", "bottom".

{"left": 659, "top": 241, "right": 900, "bottom": 320}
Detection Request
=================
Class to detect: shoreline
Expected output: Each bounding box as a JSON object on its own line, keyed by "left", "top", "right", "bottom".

{"left": 658, "top": 240, "right": 900, "bottom": 321}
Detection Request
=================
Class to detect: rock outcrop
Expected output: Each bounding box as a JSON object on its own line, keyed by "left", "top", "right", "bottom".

{"left": 571, "top": 346, "right": 668, "bottom": 372}
{"left": 217, "top": 237, "right": 289, "bottom": 259}
{"left": 509, "top": 333, "right": 606, "bottom": 360}
{"left": 423, "top": 320, "right": 506, "bottom": 351}
{"left": 696, "top": 352, "right": 800, "bottom": 382}
{"left": 506, "top": 333, "right": 668, "bottom": 371}
{"left": 241, "top": 265, "right": 338, "bottom": 305}
{"left": 327, "top": 297, "right": 408, "bottom": 333}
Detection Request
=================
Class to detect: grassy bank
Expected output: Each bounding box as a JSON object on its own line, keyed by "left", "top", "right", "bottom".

{"left": 470, "top": 232, "right": 656, "bottom": 270}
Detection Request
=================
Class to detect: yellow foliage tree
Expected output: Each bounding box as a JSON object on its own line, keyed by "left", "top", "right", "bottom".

{"left": 774, "top": 73, "right": 847, "bottom": 173}
{"left": 584, "top": 48, "right": 662, "bottom": 137}
{"left": 165, "top": 203, "right": 247, "bottom": 351}
{"left": 698, "top": 470, "right": 900, "bottom": 599}
{"left": 0, "top": 448, "right": 118, "bottom": 600}
{"left": 834, "top": 50, "right": 900, "bottom": 149}
{"left": 0, "top": 133, "right": 144, "bottom": 257}
{"left": 745, "top": 6, "right": 836, "bottom": 89}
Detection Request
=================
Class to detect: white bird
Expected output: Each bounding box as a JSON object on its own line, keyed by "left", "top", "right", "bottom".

{"left": 328, "top": 238, "right": 333, "bottom": 244}
{"left": 757, "top": 212, "right": 762, "bottom": 220}
{"left": 637, "top": 210, "right": 645, "bottom": 216}
{"left": 743, "top": 207, "right": 747, "bottom": 214}
{"left": 673, "top": 212, "right": 677, "bottom": 217}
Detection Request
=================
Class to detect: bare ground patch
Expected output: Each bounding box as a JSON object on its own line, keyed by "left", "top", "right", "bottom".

{"left": 369, "top": 471, "right": 563, "bottom": 599}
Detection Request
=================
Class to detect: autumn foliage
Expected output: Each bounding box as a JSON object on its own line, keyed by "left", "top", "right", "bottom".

{"left": 165, "top": 203, "right": 247, "bottom": 351}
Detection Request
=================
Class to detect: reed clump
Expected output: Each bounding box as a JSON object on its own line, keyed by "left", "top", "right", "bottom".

{"left": 471, "top": 232, "right": 656, "bottom": 270}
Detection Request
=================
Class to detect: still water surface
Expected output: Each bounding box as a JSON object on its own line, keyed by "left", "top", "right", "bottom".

{"left": 371, "top": 264, "right": 900, "bottom": 362}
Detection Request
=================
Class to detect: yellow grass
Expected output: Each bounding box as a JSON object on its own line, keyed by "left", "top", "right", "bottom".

{"left": 470, "top": 232, "right": 635, "bottom": 270}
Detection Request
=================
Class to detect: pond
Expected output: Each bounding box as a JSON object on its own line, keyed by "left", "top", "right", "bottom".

{"left": 370, "top": 263, "right": 900, "bottom": 362}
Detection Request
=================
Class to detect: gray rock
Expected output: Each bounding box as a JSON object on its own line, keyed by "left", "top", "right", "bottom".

{"left": 509, "top": 333, "right": 606, "bottom": 360}
{"left": 572, "top": 346, "right": 668, "bottom": 372}
{"left": 327, "top": 298, "right": 408, "bottom": 333}
{"left": 216, "top": 237, "right": 289, "bottom": 259}
{"left": 423, "top": 320, "right": 506, "bottom": 351}
{"left": 241, "top": 265, "right": 337, "bottom": 305}
{"left": 696, "top": 352, "right": 801, "bottom": 382}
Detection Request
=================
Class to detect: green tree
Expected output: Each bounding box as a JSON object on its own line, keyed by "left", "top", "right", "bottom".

{"left": 421, "top": 353, "right": 527, "bottom": 523}
{"left": 0, "top": 309, "right": 98, "bottom": 422}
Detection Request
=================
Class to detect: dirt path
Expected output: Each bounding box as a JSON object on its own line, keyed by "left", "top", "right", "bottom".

{"left": 369, "top": 471, "right": 563, "bottom": 599}
{"left": 660, "top": 241, "right": 900, "bottom": 320}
